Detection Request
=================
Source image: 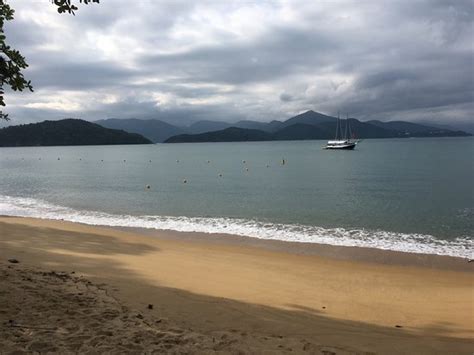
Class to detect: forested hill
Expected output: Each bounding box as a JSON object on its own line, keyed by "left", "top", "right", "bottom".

{"left": 165, "top": 116, "right": 471, "bottom": 143}
{"left": 0, "top": 119, "right": 152, "bottom": 147}
{"left": 165, "top": 127, "right": 273, "bottom": 143}
{"left": 96, "top": 110, "right": 472, "bottom": 143}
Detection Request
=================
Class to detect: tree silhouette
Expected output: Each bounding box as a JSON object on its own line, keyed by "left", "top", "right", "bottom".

{"left": 0, "top": 0, "right": 100, "bottom": 120}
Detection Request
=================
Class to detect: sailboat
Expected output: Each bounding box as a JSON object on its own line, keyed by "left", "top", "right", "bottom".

{"left": 324, "top": 114, "right": 358, "bottom": 150}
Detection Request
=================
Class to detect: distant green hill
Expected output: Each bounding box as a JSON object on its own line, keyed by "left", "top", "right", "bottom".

{"left": 165, "top": 127, "right": 273, "bottom": 143}
{"left": 164, "top": 114, "right": 471, "bottom": 143}
{"left": 0, "top": 119, "right": 152, "bottom": 147}
{"left": 366, "top": 120, "right": 470, "bottom": 137}
{"left": 94, "top": 110, "right": 472, "bottom": 143}
{"left": 95, "top": 118, "right": 184, "bottom": 143}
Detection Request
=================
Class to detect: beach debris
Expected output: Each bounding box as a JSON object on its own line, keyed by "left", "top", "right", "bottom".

{"left": 147, "top": 304, "right": 154, "bottom": 310}
{"left": 320, "top": 349, "right": 336, "bottom": 355}
{"left": 468, "top": 259, "right": 473, "bottom": 263}
{"left": 7, "top": 258, "right": 19, "bottom": 264}
{"left": 136, "top": 313, "right": 144, "bottom": 319}
{"left": 322, "top": 306, "right": 326, "bottom": 309}
{"left": 395, "top": 325, "right": 403, "bottom": 328}
{"left": 183, "top": 179, "right": 187, "bottom": 184}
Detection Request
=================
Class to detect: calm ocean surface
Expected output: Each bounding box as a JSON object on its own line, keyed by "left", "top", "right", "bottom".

{"left": 1, "top": 137, "right": 472, "bottom": 258}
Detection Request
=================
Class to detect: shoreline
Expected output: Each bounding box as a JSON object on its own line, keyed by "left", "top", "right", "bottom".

{"left": 1, "top": 216, "right": 473, "bottom": 353}
{"left": 1, "top": 211, "right": 471, "bottom": 263}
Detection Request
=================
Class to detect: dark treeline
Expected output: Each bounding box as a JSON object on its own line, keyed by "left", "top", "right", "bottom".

{"left": 0, "top": 119, "right": 152, "bottom": 147}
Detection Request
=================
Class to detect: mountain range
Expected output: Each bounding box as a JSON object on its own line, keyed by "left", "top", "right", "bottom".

{"left": 0, "top": 119, "right": 152, "bottom": 147}
{"left": 94, "top": 110, "right": 471, "bottom": 143}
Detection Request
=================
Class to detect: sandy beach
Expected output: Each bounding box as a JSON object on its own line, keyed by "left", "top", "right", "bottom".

{"left": 0, "top": 216, "right": 473, "bottom": 354}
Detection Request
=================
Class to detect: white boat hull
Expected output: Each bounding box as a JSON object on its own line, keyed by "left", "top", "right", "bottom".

{"left": 324, "top": 140, "right": 357, "bottom": 150}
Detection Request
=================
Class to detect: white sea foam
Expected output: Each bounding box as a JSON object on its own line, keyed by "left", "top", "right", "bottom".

{"left": 0, "top": 194, "right": 472, "bottom": 259}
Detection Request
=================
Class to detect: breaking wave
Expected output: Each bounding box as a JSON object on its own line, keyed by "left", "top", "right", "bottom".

{"left": 0, "top": 194, "right": 471, "bottom": 259}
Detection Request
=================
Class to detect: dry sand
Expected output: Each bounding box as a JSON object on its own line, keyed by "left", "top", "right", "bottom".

{"left": 0, "top": 216, "right": 473, "bottom": 354}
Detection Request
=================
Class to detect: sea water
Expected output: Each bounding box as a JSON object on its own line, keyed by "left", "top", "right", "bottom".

{"left": 0, "top": 137, "right": 472, "bottom": 258}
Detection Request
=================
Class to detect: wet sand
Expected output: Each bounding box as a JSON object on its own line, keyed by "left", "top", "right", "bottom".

{"left": 0, "top": 216, "right": 473, "bottom": 354}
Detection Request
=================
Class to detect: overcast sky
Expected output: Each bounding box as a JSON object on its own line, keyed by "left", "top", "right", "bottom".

{"left": 4, "top": 0, "right": 473, "bottom": 126}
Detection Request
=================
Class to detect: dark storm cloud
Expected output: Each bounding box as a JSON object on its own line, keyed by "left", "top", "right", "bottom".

{"left": 279, "top": 93, "right": 293, "bottom": 102}
{"left": 25, "top": 60, "right": 140, "bottom": 90}
{"left": 140, "top": 26, "right": 340, "bottom": 85}
{"left": 3, "top": 0, "right": 474, "bottom": 127}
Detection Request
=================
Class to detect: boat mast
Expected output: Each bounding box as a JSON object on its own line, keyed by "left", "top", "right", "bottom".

{"left": 345, "top": 113, "right": 349, "bottom": 140}
{"left": 348, "top": 115, "right": 353, "bottom": 140}
{"left": 335, "top": 112, "right": 340, "bottom": 140}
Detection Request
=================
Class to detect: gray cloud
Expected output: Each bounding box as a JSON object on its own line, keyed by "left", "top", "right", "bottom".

{"left": 3, "top": 0, "right": 473, "bottom": 127}
{"left": 279, "top": 93, "right": 293, "bottom": 102}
